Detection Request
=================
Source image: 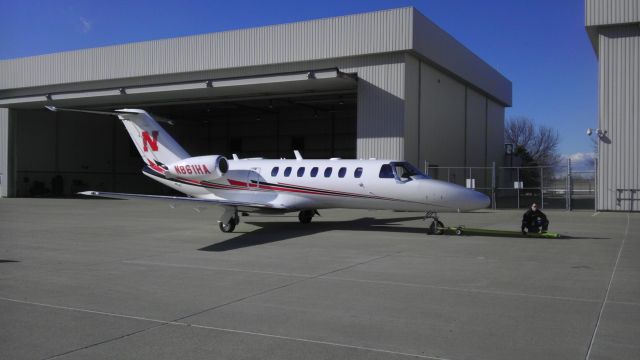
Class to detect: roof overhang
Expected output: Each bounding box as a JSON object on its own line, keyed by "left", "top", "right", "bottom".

{"left": 0, "top": 8, "right": 511, "bottom": 108}
{"left": 0, "top": 69, "right": 357, "bottom": 109}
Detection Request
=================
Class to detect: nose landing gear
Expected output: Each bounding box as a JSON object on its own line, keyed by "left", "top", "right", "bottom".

{"left": 424, "top": 211, "right": 444, "bottom": 235}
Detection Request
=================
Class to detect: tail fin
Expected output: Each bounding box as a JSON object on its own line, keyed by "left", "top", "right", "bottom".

{"left": 115, "top": 109, "right": 189, "bottom": 167}
{"left": 45, "top": 106, "right": 189, "bottom": 167}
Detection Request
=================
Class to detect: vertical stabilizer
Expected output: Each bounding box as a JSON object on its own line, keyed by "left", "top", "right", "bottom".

{"left": 116, "top": 109, "right": 189, "bottom": 168}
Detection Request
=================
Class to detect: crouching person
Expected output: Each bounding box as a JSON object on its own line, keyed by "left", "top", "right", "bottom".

{"left": 521, "top": 202, "right": 549, "bottom": 235}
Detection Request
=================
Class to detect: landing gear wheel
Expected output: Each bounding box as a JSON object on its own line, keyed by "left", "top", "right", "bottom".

{"left": 427, "top": 220, "right": 444, "bottom": 235}
{"left": 219, "top": 217, "right": 237, "bottom": 233}
{"left": 455, "top": 227, "right": 463, "bottom": 236}
{"left": 298, "top": 210, "right": 315, "bottom": 224}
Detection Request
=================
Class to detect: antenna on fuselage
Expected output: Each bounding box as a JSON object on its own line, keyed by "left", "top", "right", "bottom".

{"left": 293, "top": 150, "right": 303, "bottom": 160}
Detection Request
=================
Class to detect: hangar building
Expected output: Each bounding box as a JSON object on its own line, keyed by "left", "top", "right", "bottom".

{"left": 585, "top": 0, "right": 640, "bottom": 211}
{"left": 0, "top": 7, "right": 511, "bottom": 197}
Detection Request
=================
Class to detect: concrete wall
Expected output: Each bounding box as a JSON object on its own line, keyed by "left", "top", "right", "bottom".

{"left": 597, "top": 26, "right": 640, "bottom": 211}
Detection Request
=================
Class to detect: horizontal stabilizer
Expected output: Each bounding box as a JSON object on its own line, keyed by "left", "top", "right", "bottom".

{"left": 45, "top": 106, "right": 140, "bottom": 116}
{"left": 77, "top": 191, "right": 283, "bottom": 210}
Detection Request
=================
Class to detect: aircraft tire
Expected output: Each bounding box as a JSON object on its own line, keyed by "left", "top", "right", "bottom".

{"left": 428, "top": 220, "right": 444, "bottom": 235}
{"left": 219, "top": 219, "right": 237, "bottom": 233}
{"left": 298, "top": 210, "right": 314, "bottom": 224}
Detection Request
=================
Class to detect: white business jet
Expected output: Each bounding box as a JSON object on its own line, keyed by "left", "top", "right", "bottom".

{"left": 46, "top": 106, "right": 490, "bottom": 234}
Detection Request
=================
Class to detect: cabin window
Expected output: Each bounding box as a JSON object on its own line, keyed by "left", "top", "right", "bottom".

{"left": 297, "top": 167, "right": 305, "bottom": 177}
{"left": 310, "top": 167, "right": 319, "bottom": 177}
{"left": 284, "top": 167, "right": 292, "bottom": 177}
{"left": 379, "top": 164, "right": 394, "bottom": 178}
{"left": 324, "top": 167, "right": 333, "bottom": 177}
{"left": 338, "top": 167, "right": 347, "bottom": 178}
{"left": 354, "top": 167, "right": 363, "bottom": 178}
{"left": 271, "top": 167, "right": 279, "bottom": 177}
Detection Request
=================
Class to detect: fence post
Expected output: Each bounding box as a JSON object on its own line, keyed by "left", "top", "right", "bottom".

{"left": 492, "top": 162, "right": 496, "bottom": 210}
{"left": 594, "top": 158, "right": 598, "bottom": 213}
{"left": 516, "top": 167, "right": 520, "bottom": 209}
{"left": 540, "top": 166, "right": 544, "bottom": 209}
{"left": 566, "top": 158, "right": 572, "bottom": 211}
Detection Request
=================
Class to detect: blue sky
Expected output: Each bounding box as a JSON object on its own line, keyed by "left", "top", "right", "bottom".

{"left": 0, "top": 0, "right": 597, "bottom": 157}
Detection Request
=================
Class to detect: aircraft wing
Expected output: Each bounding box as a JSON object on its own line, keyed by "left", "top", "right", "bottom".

{"left": 77, "top": 191, "right": 284, "bottom": 211}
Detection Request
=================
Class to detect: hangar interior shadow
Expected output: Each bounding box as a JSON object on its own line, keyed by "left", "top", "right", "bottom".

{"left": 14, "top": 93, "right": 356, "bottom": 197}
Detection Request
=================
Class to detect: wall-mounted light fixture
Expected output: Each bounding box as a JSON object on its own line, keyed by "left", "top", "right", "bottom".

{"left": 587, "top": 128, "right": 607, "bottom": 139}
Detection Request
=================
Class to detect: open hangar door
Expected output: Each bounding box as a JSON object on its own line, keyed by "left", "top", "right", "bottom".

{"left": 9, "top": 70, "right": 356, "bottom": 197}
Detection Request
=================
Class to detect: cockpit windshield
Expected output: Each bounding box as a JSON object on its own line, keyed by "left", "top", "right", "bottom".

{"left": 391, "top": 162, "right": 430, "bottom": 180}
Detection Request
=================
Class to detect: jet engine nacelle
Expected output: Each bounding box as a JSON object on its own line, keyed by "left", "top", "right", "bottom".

{"left": 165, "top": 155, "right": 228, "bottom": 180}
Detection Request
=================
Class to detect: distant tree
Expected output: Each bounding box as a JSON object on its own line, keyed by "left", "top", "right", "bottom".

{"left": 505, "top": 117, "right": 561, "bottom": 166}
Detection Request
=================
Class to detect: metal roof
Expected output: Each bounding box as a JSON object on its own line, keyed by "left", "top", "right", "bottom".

{"left": 0, "top": 7, "right": 511, "bottom": 106}
{"left": 585, "top": 0, "right": 640, "bottom": 53}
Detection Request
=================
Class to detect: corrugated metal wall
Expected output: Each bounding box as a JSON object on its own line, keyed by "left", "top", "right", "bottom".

{"left": 0, "top": 7, "right": 510, "bottom": 108}
{"left": 598, "top": 26, "right": 640, "bottom": 211}
{"left": 0, "top": 108, "right": 8, "bottom": 197}
{"left": 354, "top": 57, "right": 406, "bottom": 160}
{"left": 585, "top": 0, "right": 640, "bottom": 26}
{"left": 403, "top": 54, "right": 505, "bottom": 177}
{"left": 0, "top": 8, "right": 413, "bottom": 90}
{"left": 412, "top": 9, "right": 511, "bottom": 106}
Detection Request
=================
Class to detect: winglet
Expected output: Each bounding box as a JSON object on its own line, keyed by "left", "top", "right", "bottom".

{"left": 45, "top": 105, "right": 58, "bottom": 112}
{"left": 294, "top": 150, "right": 303, "bottom": 160}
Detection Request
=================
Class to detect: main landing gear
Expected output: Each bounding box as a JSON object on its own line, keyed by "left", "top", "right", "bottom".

{"left": 219, "top": 213, "right": 240, "bottom": 233}
{"left": 298, "top": 210, "right": 319, "bottom": 224}
{"left": 424, "top": 211, "right": 444, "bottom": 235}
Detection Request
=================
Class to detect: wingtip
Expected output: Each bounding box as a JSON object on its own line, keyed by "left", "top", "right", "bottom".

{"left": 77, "top": 191, "right": 99, "bottom": 196}
{"left": 45, "top": 106, "right": 57, "bottom": 112}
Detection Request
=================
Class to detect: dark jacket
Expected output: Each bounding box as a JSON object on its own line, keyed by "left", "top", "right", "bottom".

{"left": 521, "top": 208, "right": 548, "bottom": 229}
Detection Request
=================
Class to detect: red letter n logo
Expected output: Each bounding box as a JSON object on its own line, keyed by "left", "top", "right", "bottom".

{"left": 142, "top": 131, "right": 159, "bottom": 152}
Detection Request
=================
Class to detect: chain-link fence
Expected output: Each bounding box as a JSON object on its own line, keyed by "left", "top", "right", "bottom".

{"left": 424, "top": 160, "right": 595, "bottom": 210}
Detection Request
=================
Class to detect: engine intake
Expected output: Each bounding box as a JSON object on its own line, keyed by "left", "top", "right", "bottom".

{"left": 165, "top": 155, "right": 228, "bottom": 180}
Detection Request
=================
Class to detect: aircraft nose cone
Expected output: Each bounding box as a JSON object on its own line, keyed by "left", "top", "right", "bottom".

{"left": 468, "top": 189, "right": 491, "bottom": 210}
{"left": 427, "top": 180, "right": 491, "bottom": 211}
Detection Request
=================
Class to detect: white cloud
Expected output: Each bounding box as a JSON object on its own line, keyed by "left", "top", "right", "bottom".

{"left": 561, "top": 152, "right": 596, "bottom": 170}
{"left": 80, "top": 17, "right": 92, "bottom": 33}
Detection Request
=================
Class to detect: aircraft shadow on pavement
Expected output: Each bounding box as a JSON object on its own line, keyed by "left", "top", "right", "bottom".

{"left": 199, "top": 216, "right": 426, "bottom": 252}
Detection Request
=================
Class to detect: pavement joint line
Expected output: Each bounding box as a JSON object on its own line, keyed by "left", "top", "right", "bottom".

{"left": 585, "top": 212, "right": 630, "bottom": 360}
{"left": 183, "top": 322, "right": 452, "bottom": 360}
{"left": 45, "top": 323, "right": 168, "bottom": 360}
{"left": 320, "top": 276, "right": 603, "bottom": 304}
{"left": 608, "top": 300, "right": 640, "bottom": 307}
{"left": 169, "top": 251, "right": 402, "bottom": 324}
{"left": 0, "top": 296, "right": 450, "bottom": 360}
{"left": 124, "top": 259, "right": 603, "bottom": 304}
{"left": 122, "top": 259, "right": 313, "bottom": 278}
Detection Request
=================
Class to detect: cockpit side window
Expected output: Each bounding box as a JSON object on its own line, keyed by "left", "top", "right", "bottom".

{"left": 379, "top": 164, "right": 394, "bottom": 178}
{"left": 393, "top": 162, "right": 429, "bottom": 181}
